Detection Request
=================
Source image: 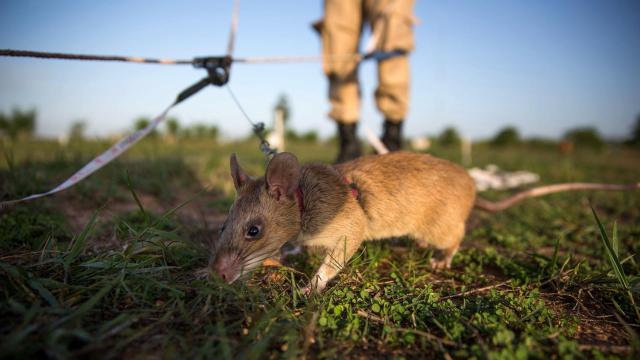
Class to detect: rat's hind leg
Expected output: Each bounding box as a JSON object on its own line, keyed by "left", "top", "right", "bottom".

{"left": 429, "top": 243, "right": 460, "bottom": 270}
{"left": 415, "top": 222, "right": 465, "bottom": 270}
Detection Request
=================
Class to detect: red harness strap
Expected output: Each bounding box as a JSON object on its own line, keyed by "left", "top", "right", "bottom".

{"left": 342, "top": 177, "right": 360, "bottom": 200}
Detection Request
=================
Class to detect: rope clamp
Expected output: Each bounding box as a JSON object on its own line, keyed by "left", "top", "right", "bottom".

{"left": 193, "top": 56, "right": 232, "bottom": 86}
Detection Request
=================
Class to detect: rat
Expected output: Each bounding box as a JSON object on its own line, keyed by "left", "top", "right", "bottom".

{"left": 210, "top": 151, "right": 639, "bottom": 293}
{"left": 210, "top": 151, "right": 476, "bottom": 293}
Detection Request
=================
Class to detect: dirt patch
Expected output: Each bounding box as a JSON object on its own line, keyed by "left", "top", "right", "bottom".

{"left": 541, "top": 292, "right": 633, "bottom": 356}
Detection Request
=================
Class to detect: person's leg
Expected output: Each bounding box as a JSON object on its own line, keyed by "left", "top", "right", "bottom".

{"left": 377, "top": 55, "right": 409, "bottom": 151}
{"left": 317, "top": 0, "right": 364, "bottom": 162}
{"left": 366, "top": 0, "right": 415, "bottom": 151}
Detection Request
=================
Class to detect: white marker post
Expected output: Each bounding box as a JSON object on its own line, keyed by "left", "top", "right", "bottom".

{"left": 267, "top": 107, "right": 285, "bottom": 152}
{"left": 462, "top": 136, "right": 472, "bottom": 167}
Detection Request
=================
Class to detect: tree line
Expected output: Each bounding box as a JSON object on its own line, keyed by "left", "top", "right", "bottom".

{"left": 435, "top": 118, "right": 640, "bottom": 151}
{"left": 2, "top": 106, "right": 640, "bottom": 150}
{"left": 0, "top": 108, "right": 36, "bottom": 140}
{"left": 132, "top": 117, "right": 219, "bottom": 142}
{"left": 0, "top": 108, "right": 219, "bottom": 142}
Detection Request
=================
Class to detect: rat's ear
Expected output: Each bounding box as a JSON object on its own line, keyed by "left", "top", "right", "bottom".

{"left": 265, "top": 152, "right": 301, "bottom": 201}
{"left": 230, "top": 153, "right": 250, "bottom": 191}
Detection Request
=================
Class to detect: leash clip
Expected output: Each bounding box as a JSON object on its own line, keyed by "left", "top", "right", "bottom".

{"left": 251, "top": 122, "right": 277, "bottom": 158}
{"left": 175, "top": 56, "right": 233, "bottom": 104}
{"left": 193, "top": 56, "right": 232, "bottom": 86}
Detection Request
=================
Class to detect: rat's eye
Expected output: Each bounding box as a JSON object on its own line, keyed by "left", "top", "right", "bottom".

{"left": 244, "top": 219, "right": 264, "bottom": 240}
{"left": 245, "top": 225, "right": 261, "bottom": 240}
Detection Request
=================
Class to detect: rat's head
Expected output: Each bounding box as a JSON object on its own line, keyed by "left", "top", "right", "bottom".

{"left": 210, "top": 152, "right": 303, "bottom": 283}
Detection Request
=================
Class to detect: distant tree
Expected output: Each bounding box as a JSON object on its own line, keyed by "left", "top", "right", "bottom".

{"left": 208, "top": 125, "right": 219, "bottom": 140}
{"left": 69, "top": 120, "right": 86, "bottom": 141}
{"left": 564, "top": 127, "right": 604, "bottom": 150}
{"left": 134, "top": 117, "right": 156, "bottom": 137}
{"left": 0, "top": 112, "right": 7, "bottom": 138}
{"left": 0, "top": 108, "right": 37, "bottom": 140}
{"left": 184, "top": 123, "right": 219, "bottom": 140}
{"left": 628, "top": 114, "right": 640, "bottom": 146}
{"left": 134, "top": 117, "right": 150, "bottom": 131}
{"left": 301, "top": 130, "right": 318, "bottom": 143}
{"left": 274, "top": 94, "right": 291, "bottom": 124}
{"left": 491, "top": 126, "right": 521, "bottom": 147}
{"left": 193, "top": 124, "right": 208, "bottom": 138}
{"left": 285, "top": 128, "right": 300, "bottom": 141}
{"left": 285, "top": 128, "right": 319, "bottom": 142}
{"left": 179, "top": 128, "right": 191, "bottom": 138}
{"left": 166, "top": 117, "right": 180, "bottom": 137}
{"left": 12, "top": 108, "right": 36, "bottom": 139}
{"left": 438, "top": 127, "right": 461, "bottom": 147}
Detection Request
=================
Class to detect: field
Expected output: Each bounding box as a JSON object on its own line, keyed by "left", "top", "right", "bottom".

{"left": 1, "top": 137, "right": 639, "bottom": 359}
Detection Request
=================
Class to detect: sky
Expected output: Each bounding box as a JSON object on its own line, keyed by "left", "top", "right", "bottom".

{"left": 1, "top": 0, "right": 639, "bottom": 141}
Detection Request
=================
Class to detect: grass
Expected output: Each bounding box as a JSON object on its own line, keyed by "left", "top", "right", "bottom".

{"left": 1, "top": 137, "right": 639, "bottom": 358}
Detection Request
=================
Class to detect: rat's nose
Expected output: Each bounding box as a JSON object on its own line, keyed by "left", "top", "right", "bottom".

{"left": 217, "top": 268, "right": 237, "bottom": 284}
{"left": 211, "top": 254, "right": 237, "bottom": 283}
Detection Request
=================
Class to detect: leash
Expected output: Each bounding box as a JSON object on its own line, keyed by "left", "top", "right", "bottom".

{"left": 0, "top": 60, "right": 230, "bottom": 208}
{"left": 225, "top": 85, "right": 277, "bottom": 159}
{"left": 0, "top": 104, "right": 173, "bottom": 207}
{"left": 1, "top": 0, "right": 244, "bottom": 207}
{"left": 0, "top": 62, "right": 276, "bottom": 209}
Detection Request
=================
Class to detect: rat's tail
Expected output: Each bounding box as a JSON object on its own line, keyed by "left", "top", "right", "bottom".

{"left": 474, "top": 182, "right": 640, "bottom": 213}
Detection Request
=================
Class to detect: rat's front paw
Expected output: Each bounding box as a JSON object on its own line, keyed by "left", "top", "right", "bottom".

{"left": 301, "top": 284, "right": 313, "bottom": 297}
{"left": 301, "top": 281, "right": 326, "bottom": 296}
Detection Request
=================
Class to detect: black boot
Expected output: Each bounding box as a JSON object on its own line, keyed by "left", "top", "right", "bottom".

{"left": 335, "top": 122, "right": 362, "bottom": 163}
{"left": 381, "top": 120, "right": 403, "bottom": 151}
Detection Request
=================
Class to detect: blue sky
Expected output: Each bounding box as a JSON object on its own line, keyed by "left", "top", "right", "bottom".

{"left": 1, "top": 0, "right": 639, "bottom": 140}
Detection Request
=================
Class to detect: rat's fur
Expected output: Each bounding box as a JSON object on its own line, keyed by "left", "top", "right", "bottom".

{"left": 211, "top": 151, "right": 476, "bottom": 292}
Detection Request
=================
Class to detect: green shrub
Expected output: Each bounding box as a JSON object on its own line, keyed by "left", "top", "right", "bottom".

{"left": 564, "top": 127, "right": 604, "bottom": 150}
{"left": 0, "top": 108, "right": 37, "bottom": 140}
{"left": 626, "top": 115, "right": 640, "bottom": 146}
{"left": 491, "top": 126, "right": 521, "bottom": 147}
{"left": 438, "top": 126, "right": 462, "bottom": 147}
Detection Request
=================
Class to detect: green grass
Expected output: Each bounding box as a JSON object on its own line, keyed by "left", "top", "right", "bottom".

{"left": 1, "top": 137, "right": 639, "bottom": 358}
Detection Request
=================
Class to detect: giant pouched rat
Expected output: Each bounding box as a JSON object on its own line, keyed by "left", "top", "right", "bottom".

{"left": 211, "top": 152, "right": 640, "bottom": 293}
{"left": 210, "top": 151, "right": 639, "bottom": 293}
{"left": 211, "top": 151, "right": 475, "bottom": 293}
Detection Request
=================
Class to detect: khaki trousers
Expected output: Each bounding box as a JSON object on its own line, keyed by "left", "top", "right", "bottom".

{"left": 317, "top": 0, "right": 415, "bottom": 124}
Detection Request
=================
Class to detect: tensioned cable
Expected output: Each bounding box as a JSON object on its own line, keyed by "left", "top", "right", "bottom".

{"left": 0, "top": 49, "right": 404, "bottom": 65}
{"left": 0, "top": 49, "right": 193, "bottom": 65}
{"left": 0, "top": 0, "right": 407, "bottom": 66}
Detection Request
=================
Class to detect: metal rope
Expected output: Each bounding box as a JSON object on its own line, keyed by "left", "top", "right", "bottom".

{"left": 0, "top": 48, "right": 406, "bottom": 65}
{"left": 0, "top": 49, "right": 193, "bottom": 65}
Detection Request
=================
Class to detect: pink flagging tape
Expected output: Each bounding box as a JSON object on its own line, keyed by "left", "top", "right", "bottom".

{"left": 1, "top": 103, "right": 175, "bottom": 207}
